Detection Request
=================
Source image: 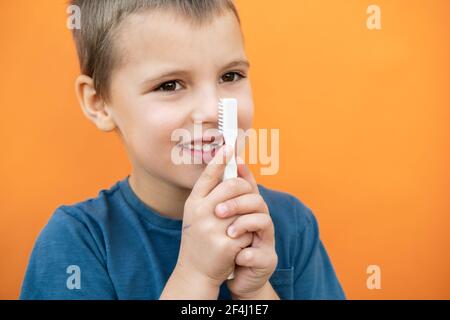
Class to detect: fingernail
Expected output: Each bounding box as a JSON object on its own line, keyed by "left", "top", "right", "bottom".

{"left": 227, "top": 226, "right": 237, "bottom": 238}
{"left": 217, "top": 203, "right": 228, "bottom": 216}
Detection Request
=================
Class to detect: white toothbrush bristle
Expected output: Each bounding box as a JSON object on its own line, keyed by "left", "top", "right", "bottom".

{"left": 218, "top": 102, "right": 224, "bottom": 132}
{"left": 218, "top": 98, "right": 237, "bottom": 134}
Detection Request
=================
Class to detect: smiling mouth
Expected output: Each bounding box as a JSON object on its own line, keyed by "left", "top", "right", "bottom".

{"left": 177, "top": 140, "right": 224, "bottom": 153}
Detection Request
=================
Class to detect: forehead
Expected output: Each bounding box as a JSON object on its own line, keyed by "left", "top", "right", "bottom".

{"left": 115, "top": 9, "right": 246, "bottom": 71}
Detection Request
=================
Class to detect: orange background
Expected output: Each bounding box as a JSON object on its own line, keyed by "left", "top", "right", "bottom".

{"left": 0, "top": 0, "right": 449, "bottom": 299}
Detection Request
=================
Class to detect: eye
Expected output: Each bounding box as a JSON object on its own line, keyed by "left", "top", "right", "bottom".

{"left": 220, "top": 72, "right": 246, "bottom": 83}
{"left": 155, "top": 80, "right": 183, "bottom": 92}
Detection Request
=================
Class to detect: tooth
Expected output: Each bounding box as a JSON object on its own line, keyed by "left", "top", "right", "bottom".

{"left": 194, "top": 145, "right": 202, "bottom": 151}
{"left": 203, "top": 144, "right": 211, "bottom": 152}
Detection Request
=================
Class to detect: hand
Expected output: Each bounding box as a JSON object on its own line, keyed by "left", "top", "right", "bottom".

{"left": 214, "top": 158, "right": 278, "bottom": 299}
{"left": 175, "top": 146, "right": 255, "bottom": 290}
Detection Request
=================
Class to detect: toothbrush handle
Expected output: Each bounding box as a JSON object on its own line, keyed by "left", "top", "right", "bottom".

{"left": 223, "top": 156, "right": 237, "bottom": 180}
{"left": 224, "top": 152, "right": 237, "bottom": 280}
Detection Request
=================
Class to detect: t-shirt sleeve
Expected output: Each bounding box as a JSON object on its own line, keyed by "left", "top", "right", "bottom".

{"left": 20, "top": 208, "right": 117, "bottom": 299}
{"left": 292, "top": 199, "right": 346, "bottom": 300}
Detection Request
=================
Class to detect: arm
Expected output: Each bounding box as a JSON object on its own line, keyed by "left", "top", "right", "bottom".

{"left": 159, "top": 264, "right": 220, "bottom": 300}
{"left": 20, "top": 208, "right": 116, "bottom": 299}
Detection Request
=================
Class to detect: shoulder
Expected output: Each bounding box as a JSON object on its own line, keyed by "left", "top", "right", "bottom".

{"left": 59, "top": 180, "right": 123, "bottom": 225}
{"left": 36, "top": 180, "right": 124, "bottom": 251}
{"left": 257, "top": 184, "right": 318, "bottom": 238}
{"left": 20, "top": 182, "right": 123, "bottom": 299}
{"left": 51, "top": 179, "right": 123, "bottom": 229}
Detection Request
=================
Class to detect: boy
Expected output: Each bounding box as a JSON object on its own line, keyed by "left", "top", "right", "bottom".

{"left": 20, "top": 0, "right": 345, "bottom": 300}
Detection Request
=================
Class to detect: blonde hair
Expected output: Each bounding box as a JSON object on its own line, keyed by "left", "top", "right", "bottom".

{"left": 70, "top": 0, "right": 240, "bottom": 101}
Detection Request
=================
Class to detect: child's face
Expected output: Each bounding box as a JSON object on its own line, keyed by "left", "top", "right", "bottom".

{"left": 108, "top": 10, "right": 253, "bottom": 190}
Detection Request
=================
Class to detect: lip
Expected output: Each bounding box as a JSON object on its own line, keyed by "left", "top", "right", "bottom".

{"left": 177, "top": 140, "right": 224, "bottom": 163}
{"left": 186, "top": 135, "right": 223, "bottom": 145}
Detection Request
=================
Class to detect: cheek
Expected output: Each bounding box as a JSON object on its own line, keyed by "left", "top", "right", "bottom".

{"left": 236, "top": 95, "right": 254, "bottom": 156}
{"left": 235, "top": 80, "right": 255, "bottom": 131}
{"left": 144, "top": 110, "right": 183, "bottom": 147}
{"left": 126, "top": 108, "right": 185, "bottom": 161}
{"left": 238, "top": 95, "right": 254, "bottom": 131}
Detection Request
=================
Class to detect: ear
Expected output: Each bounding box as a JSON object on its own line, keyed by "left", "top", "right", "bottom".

{"left": 75, "top": 75, "right": 116, "bottom": 132}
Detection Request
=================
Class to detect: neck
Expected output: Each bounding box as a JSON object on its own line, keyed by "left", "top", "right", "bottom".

{"left": 128, "top": 168, "right": 190, "bottom": 220}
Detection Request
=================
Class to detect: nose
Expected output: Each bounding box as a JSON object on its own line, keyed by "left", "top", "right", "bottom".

{"left": 189, "top": 86, "right": 220, "bottom": 125}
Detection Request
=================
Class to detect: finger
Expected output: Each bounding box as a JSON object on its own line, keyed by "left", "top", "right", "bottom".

{"left": 234, "top": 247, "right": 277, "bottom": 270}
{"left": 215, "top": 193, "right": 269, "bottom": 218}
{"left": 236, "top": 156, "right": 259, "bottom": 194}
{"left": 190, "top": 145, "right": 233, "bottom": 200}
{"left": 206, "top": 177, "right": 253, "bottom": 209}
{"left": 230, "top": 231, "right": 254, "bottom": 254}
{"left": 227, "top": 213, "right": 274, "bottom": 242}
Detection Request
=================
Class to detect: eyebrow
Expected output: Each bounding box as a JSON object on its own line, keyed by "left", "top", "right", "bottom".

{"left": 140, "top": 59, "right": 250, "bottom": 87}
{"left": 220, "top": 59, "right": 250, "bottom": 72}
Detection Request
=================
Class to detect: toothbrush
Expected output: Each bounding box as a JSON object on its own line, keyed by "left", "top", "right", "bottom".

{"left": 218, "top": 98, "right": 238, "bottom": 280}
{"left": 218, "top": 98, "right": 238, "bottom": 180}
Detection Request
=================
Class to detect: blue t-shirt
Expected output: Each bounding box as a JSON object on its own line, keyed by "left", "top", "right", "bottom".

{"left": 20, "top": 177, "right": 345, "bottom": 300}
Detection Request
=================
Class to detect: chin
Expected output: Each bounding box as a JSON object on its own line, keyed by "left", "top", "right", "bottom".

{"left": 170, "top": 164, "right": 205, "bottom": 190}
